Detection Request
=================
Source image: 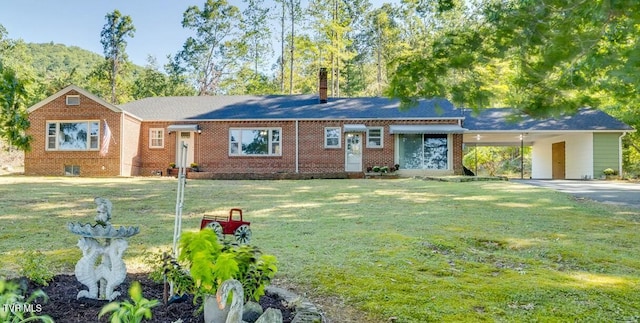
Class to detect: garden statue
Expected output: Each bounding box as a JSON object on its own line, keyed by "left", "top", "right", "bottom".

{"left": 68, "top": 197, "right": 139, "bottom": 301}
{"left": 215, "top": 279, "right": 283, "bottom": 323}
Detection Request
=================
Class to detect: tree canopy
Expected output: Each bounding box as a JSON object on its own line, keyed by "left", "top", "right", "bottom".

{"left": 0, "top": 0, "right": 638, "bottom": 169}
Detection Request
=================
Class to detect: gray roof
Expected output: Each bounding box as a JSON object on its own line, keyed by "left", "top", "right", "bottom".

{"left": 118, "top": 95, "right": 463, "bottom": 121}
{"left": 463, "top": 108, "right": 634, "bottom": 132}
{"left": 118, "top": 94, "right": 633, "bottom": 132}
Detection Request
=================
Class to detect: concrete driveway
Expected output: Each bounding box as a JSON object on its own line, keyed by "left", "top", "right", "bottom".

{"left": 513, "top": 180, "right": 640, "bottom": 209}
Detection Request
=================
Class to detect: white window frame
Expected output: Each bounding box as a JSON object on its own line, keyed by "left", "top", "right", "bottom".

{"left": 367, "top": 127, "right": 384, "bottom": 148}
{"left": 46, "top": 120, "right": 100, "bottom": 151}
{"left": 229, "top": 127, "right": 282, "bottom": 156}
{"left": 66, "top": 95, "right": 80, "bottom": 106}
{"left": 149, "top": 128, "right": 164, "bottom": 148}
{"left": 324, "top": 127, "right": 341, "bottom": 148}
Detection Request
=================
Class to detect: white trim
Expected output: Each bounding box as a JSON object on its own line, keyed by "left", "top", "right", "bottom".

{"left": 149, "top": 128, "right": 165, "bottom": 148}
{"left": 229, "top": 127, "right": 282, "bottom": 156}
{"left": 27, "top": 84, "right": 122, "bottom": 113}
{"left": 389, "top": 124, "right": 467, "bottom": 134}
{"left": 366, "top": 127, "right": 384, "bottom": 148}
{"left": 45, "top": 120, "right": 101, "bottom": 151}
{"left": 65, "top": 95, "right": 80, "bottom": 106}
{"left": 324, "top": 127, "right": 342, "bottom": 148}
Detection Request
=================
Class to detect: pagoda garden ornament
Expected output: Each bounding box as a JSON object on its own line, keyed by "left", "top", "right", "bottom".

{"left": 67, "top": 197, "right": 140, "bottom": 301}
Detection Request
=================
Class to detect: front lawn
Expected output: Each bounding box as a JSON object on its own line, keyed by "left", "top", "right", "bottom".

{"left": 1, "top": 176, "right": 639, "bottom": 322}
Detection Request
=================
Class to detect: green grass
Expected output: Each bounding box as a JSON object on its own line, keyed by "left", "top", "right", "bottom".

{"left": 1, "top": 176, "right": 640, "bottom": 322}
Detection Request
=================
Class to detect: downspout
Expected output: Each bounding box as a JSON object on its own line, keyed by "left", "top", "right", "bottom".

{"left": 120, "top": 112, "right": 124, "bottom": 176}
{"left": 295, "top": 120, "right": 299, "bottom": 173}
{"left": 619, "top": 132, "right": 627, "bottom": 178}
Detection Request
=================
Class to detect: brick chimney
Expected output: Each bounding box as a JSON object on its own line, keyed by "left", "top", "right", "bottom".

{"left": 318, "top": 68, "right": 328, "bottom": 103}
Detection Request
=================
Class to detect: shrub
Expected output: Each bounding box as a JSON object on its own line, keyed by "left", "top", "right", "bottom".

{"left": 179, "top": 230, "right": 278, "bottom": 304}
{"left": 19, "top": 250, "right": 54, "bottom": 287}
{"left": 603, "top": 168, "right": 617, "bottom": 176}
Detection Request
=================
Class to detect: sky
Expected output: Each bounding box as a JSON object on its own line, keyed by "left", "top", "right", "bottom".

{"left": 0, "top": 0, "right": 397, "bottom": 69}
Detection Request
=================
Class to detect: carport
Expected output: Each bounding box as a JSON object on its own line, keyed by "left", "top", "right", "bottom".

{"left": 462, "top": 108, "right": 635, "bottom": 180}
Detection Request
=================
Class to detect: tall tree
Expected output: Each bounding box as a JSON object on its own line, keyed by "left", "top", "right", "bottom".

{"left": 308, "top": 0, "right": 370, "bottom": 97}
{"left": 363, "top": 3, "right": 404, "bottom": 95}
{"left": 282, "top": 0, "right": 302, "bottom": 94}
{"left": 173, "top": 0, "right": 243, "bottom": 95}
{"left": 100, "top": 10, "right": 135, "bottom": 104}
{"left": 0, "top": 63, "right": 31, "bottom": 151}
{"left": 241, "top": 0, "right": 272, "bottom": 76}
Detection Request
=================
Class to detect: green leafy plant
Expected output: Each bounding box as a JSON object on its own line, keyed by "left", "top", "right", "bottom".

{"left": 145, "top": 251, "right": 193, "bottom": 297}
{"left": 19, "top": 251, "right": 54, "bottom": 287}
{"left": 179, "top": 229, "right": 277, "bottom": 304}
{"left": 0, "top": 279, "right": 53, "bottom": 323}
{"left": 98, "top": 281, "right": 159, "bottom": 323}
{"left": 380, "top": 166, "right": 389, "bottom": 173}
{"left": 372, "top": 166, "right": 381, "bottom": 173}
{"left": 603, "top": 168, "right": 617, "bottom": 176}
{"left": 168, "top": 162, "right": 176, "bottom": 169}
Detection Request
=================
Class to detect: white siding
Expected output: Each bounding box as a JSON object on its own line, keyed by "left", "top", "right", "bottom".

{"left": 531, "top": 133, "right": 593, "bottom": 179}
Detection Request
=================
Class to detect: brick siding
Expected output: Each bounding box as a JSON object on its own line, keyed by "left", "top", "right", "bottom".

{"left": 25, "top": 90, "right": 122, "bottom": 177}
{"left": 26, "top": 90, "right": 465, "bottom": 178}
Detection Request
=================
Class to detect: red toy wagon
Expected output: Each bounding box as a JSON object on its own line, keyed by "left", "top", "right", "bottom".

{"left": 200, "top": 208, "right": 252, "bottom": 244}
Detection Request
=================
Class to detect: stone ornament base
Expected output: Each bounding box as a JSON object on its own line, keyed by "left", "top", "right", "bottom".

{"left": 265, "top": 286, "right": 323, "bottom": 323}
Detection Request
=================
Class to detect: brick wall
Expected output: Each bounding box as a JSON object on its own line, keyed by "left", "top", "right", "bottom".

{"left": 136, "top": 119, "right": 464, "bottom": 176}
{"left": 25, "top": 90, "right": 122, "bottom": 177}
{"left": 26, "top": 90, "right": 465, "bottom": 177}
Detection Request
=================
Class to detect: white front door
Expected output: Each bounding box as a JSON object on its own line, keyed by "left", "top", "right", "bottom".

{"left": 345, "top": 133, "right": 362, "bottom": 172}
{"left": 176, "top": 131, "right": 195, "bottom": 168}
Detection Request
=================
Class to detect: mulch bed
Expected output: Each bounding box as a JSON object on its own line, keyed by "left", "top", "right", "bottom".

{"left": 21, "top": 274, "right": 295, "bottom": 323}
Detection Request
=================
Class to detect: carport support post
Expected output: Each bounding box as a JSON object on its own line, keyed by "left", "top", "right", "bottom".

{"left": 520, "top": 134, "right": 524, "bottom": 179}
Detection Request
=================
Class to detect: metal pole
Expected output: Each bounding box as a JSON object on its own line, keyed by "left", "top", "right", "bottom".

{"left": 170, "top": 142, "right": 188, "bottom": 296}
{"left": 520, "top": 134, "right": 524, "bottom": 179}
{"left": 172, "top": 142, "right": 188, "bottom": 259}
{"left": 474, "top": 143, "right": 478, "bottom": 176}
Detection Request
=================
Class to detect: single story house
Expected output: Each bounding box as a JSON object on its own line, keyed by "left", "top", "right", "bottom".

{"left": 25, "top": 70, "right": 634, "bottom": 179}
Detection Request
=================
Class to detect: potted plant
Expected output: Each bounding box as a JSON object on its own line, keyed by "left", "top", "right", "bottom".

{"left": 177, "top": 230, "right": 277, "bottom": 322}
{"left": 190, "top": 162, "right": 199, "bottom": 172}
{"left": 166, "top": 163, "right": 179, "bottom": 177}
{"left": 603, "top": 168, "right": 617, "bottom": 180}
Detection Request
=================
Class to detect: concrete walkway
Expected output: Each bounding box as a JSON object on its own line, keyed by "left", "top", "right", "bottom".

{"left": 513, "top": 179, "right": 640, "bottom": 209}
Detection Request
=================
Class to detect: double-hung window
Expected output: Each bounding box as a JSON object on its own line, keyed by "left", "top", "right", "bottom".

{"left": 229, "top": 128, "right": 281, "bottom": 156}
{"left": 46, "top": 121, "right": 100, "bottom": 151}
{"left": 324, "top": 127, "right": 341, "bottom": 148}
{"left": 149, "top": 128, "right": 164, "bottom": 148}
{"left": 367, "top": 127, "right": 383, "bottom": 148}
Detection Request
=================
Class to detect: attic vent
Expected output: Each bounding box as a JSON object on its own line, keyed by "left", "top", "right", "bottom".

{"left": 66, "top": 95, "right": 80, "bottom": 106}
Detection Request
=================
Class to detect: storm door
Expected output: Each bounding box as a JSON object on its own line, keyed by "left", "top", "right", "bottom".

{"left": 345, "top": 133, "right": 362, "bottom": 172}
{"left": 176, "top": 131, "right": 194, "bottom": 168}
